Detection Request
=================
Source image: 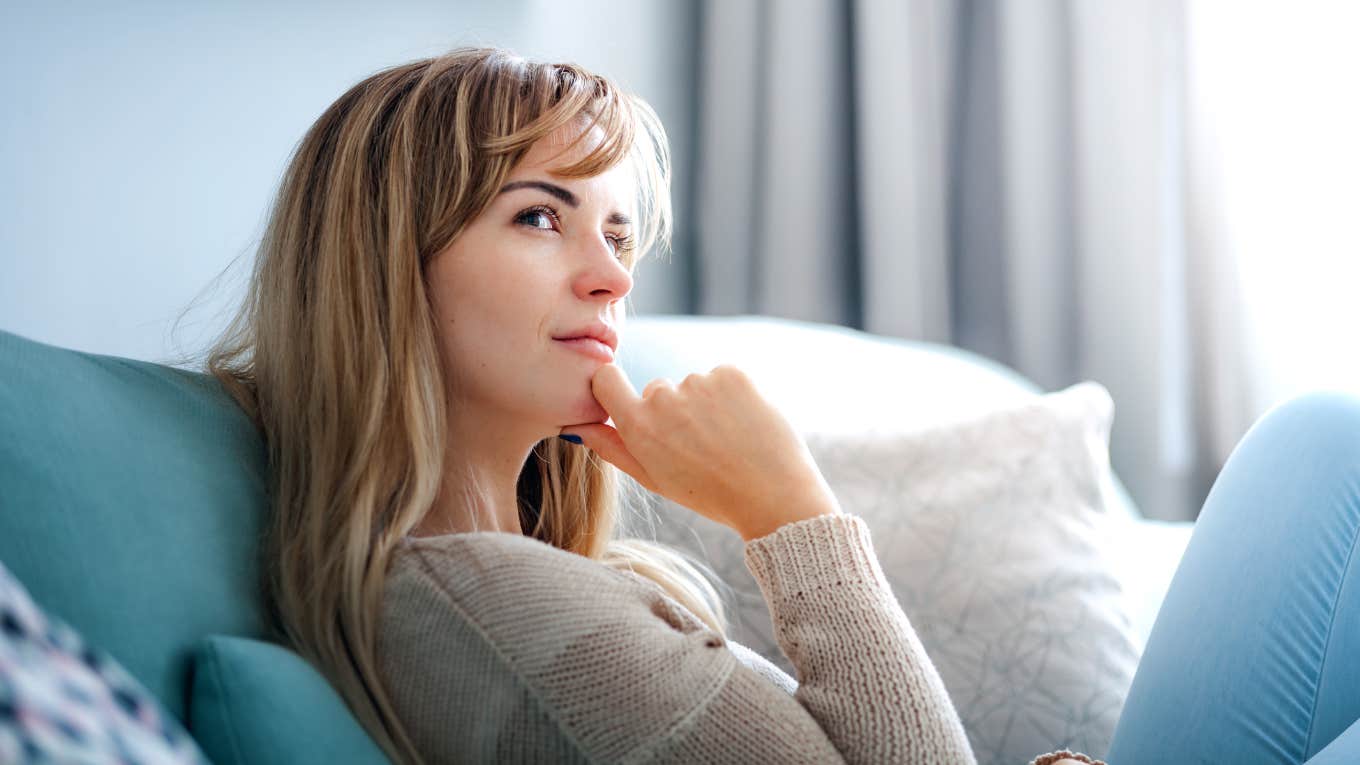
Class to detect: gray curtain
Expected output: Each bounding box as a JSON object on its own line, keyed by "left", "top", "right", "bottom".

{"left": 690, "top": 0, "right": 1262, "bottom": 522}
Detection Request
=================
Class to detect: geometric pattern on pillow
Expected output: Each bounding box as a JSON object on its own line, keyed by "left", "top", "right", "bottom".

{"left": 636, "top": 381, "right": 1140, "bottom": 765}
{"left": 0, "top": 559, "right": 208, "bottom": 764}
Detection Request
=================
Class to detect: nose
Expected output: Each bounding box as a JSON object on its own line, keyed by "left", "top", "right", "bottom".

{"left": 570, "top": 235, "right": 634, "bottom": 303}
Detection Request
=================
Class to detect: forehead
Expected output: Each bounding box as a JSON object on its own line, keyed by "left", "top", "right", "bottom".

{"left": 509, "top": 124, "right": 636, "bottom": 211}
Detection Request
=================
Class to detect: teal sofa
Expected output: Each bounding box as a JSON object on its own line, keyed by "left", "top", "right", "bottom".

{"left": 0, "top": 314, "right": 1189, "bottom": 763}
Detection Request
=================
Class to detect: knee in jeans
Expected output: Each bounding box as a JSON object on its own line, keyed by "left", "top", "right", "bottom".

{"left": 1249, "top": 389, "right": 1360, "bottom": 463}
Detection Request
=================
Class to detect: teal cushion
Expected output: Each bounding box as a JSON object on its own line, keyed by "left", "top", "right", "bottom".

{"left": 190, "top": 636, "right": 390, "bottom": 765}
{"left": 0, "top": 329, "right": 271, "bottom": 722}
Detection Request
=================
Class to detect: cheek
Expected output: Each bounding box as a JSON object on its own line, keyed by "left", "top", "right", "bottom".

{"left": 427, "top": 239, "right": 590, "bottom": 411}
{"left": 448, "top": 301, "right": 528, "bottom": 367}
{"left": 438, "top": 285, "right": 551, "bottom": 384}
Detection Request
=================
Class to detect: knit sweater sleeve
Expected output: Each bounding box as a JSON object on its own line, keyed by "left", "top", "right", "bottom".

{"left": 741, "top": 512, "right": 977, "bottom": 763}
{"left": 378, "top": 512, "right": 982, "bottom": 763}
{"left": 746, "top": 515, "right": 1106, "bottom": 765}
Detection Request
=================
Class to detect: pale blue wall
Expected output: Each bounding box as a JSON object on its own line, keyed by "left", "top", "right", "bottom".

{"left": 0, "top": 0, "right": 696, "bottom": 363}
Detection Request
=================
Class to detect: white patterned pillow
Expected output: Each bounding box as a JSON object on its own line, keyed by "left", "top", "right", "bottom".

{"left": 0, "top": 560, "right": 209, "bottom": 764}
{"left": 637, "top": 380, "right": 1139, "bottom": 765}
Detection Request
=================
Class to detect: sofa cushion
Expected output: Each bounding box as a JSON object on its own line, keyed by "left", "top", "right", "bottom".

{"left": 0, "top": 557, "right": 208, "bottom": 763}
{"left": 644, "top": 381, "right": 1140, "bottom": 765}
{"left": 0, "top": 329, "right": 271, "bottom": 723}
{"left": 800, "top": 382, "right": 1139, "bottom": 763}
{"left": 189, "top": 636, "right": 390, "bottom": 765}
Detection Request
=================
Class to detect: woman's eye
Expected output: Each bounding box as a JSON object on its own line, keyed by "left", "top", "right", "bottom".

{"left": 515, "top": 207, "right": 557, "bottom": 231}
{"left": 607, "top": 234, "right": 636, "bottom": 260}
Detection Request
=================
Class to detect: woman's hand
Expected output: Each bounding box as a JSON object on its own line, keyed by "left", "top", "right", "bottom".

{"left": 559, "top": 363, "right": 841, "bottom": 541}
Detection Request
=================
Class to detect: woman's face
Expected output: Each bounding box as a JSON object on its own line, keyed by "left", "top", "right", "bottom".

{"left": 424, "top": 124, "right": 637, "bottom": 437}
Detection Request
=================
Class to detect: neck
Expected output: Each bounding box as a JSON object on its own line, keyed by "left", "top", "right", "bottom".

{"left": 411, "top": 410, "right": 550, "bottom": 538}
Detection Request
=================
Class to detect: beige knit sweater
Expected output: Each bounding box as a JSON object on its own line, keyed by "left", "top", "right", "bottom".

{"left": 378, "top": 512, "right": 1100, "bottom": 764}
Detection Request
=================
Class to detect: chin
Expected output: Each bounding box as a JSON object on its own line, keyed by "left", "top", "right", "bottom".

{"left": 569, "top": 396, "right": 609, "bottom": 424}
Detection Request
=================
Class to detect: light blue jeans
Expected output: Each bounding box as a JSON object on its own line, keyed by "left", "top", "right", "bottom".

{"left": 1107, "top": 391, "right": 1360, "bottom": 764}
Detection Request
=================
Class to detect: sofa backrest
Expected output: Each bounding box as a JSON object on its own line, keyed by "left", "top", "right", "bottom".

{"left": 0, "top": 313, "right": 1146, "bottom": 733}
{"left": 0, "top": 329, "right": 271, "bottom": 723}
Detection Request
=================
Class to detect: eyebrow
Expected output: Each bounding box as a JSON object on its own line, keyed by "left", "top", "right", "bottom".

{"left": 498, "top": 179, "right": 632, "bottom": 226}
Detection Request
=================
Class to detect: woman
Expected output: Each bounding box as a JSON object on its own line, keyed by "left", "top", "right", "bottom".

{"left": 202, "top": 47, "right": 1360, "bottom": 764}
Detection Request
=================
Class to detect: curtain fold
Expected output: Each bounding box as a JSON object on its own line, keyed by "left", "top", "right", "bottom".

{"left": 855, "top": 0, "right": 956, "bottom": 343}
{"left": 692, "top": 0, "right": 1258, "bottom": 521}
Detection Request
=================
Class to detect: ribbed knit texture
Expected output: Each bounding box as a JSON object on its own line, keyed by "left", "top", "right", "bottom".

{"left": 378, "top": 512, "right": 1097, "bottom": 764}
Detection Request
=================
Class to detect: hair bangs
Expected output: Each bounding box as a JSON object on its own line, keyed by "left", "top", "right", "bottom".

{"left": 483, "top": 61, "right": 636, "bottom": 178}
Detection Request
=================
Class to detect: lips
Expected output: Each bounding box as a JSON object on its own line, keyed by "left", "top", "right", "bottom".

{"left": 552, "top": 321, "right": 618, "bottom": 353}
{"left": 555, "top": 336, "right": 615, "bottom": 362}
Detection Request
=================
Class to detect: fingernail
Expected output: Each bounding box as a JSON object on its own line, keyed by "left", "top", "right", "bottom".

{"left": 559, "top": 434, "right": 583, "bottom": 444}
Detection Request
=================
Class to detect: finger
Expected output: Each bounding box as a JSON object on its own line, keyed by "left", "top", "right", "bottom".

{"left": 641, "top": 377, "right": 675, "bottom": 397}
{"left": 559, "top": 423, "right": 657, "bottom": 493}
{"left": 589, "top": 363, "right": 641, "bottom": 429}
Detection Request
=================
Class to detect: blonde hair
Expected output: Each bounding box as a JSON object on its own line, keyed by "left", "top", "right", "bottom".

{"left": 193, "top": 47, "right": 730, "bottom": 765}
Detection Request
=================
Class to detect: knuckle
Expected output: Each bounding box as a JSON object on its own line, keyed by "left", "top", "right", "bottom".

{"left": 642, "top": 378, "right": 674, "bottom": 399}
{"left": 711, "top": 364, "right": 750, "bottom": 385}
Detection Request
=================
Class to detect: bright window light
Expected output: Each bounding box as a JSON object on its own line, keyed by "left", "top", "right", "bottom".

{"left": 1188, "top": 1, "right": 1360, "bottom": 402}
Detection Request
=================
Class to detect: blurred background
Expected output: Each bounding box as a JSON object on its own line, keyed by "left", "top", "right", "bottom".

{"left": 2, "top": 0, "right": 1356, "bottom": 522}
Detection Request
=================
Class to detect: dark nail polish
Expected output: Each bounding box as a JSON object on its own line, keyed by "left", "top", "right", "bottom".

{"left": 559, "top": 434, "right": 583, "bottom": 444}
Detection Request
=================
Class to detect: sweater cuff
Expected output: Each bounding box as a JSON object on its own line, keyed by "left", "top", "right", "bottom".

{"left": 742, "top": 513, "right": 891, "bottom": 602}
{"left": 1028, "top": 750, "right": 1107, "bottom": 765}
